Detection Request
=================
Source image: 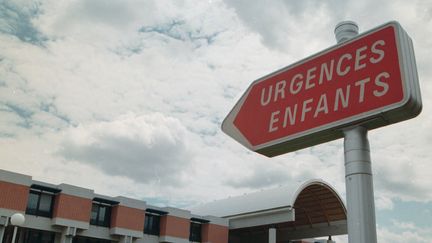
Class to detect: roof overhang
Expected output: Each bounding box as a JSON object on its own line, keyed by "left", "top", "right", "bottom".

{"left": 227, "top": 180, "right": 347, "bottom": 241}
{"left": 225, "top": 206, "right": 294, "bottom": 229}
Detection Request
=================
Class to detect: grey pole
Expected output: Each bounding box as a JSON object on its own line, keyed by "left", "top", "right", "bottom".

{"left": 10, "top": 213, "right": 25, "bottom": 243}
{"left": 11, "top": 226, "right": 18, "bottom": 243}
{"left": 269, "top": 228, "right": 276, "bottom": 243}
{"left": 335, "top": 21, "right": 378, "bottom": 243}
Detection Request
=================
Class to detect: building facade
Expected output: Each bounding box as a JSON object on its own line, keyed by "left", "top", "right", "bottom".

{"left": 0, "top": 170, "right": 228, "bottom": 243}
{"left": 1, "top": 169, "right": 346, "bottom": 243}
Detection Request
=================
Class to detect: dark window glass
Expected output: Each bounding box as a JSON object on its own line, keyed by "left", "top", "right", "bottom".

{"left": 26, "top": 192, "right": 39, "bottom": 213}
{"left": 2, "top": 225, "right": 15, "bottom": 243}
{"left": 90, "top": 203, "right": 111, "bottom": 227}
{"left": 98, "top": 206, "right": 106, "bottom": 222}
{"left": 101, "top": 205, "right": 110, "bottom": 226}
{"left": 22, "top": 228, "right": 55, "bottom": 243}
{"left": 40, "top": 231, "right": 55, "bottom": 243}
{"left": 90, "top": 204, "right": 98, "bottom": 224}
{"left": 38, "top": 194, "right": 53, "bottom": 213}
{"left": 72, "top": 236, "right": 112, "bottom": 243}
{"left": 26, "top": 190, "right": 54, "bottom": 217}
{"left": 144, "top": 214, "right": 160, "bottom": 235}
{"left": 189, "top": 222, "right": 202, "bottom": 242}
{"left": 26, "top": 230, "right": 40, "bottom": 242}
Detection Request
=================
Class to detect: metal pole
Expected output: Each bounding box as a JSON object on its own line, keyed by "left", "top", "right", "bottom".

{"left": 10, "top": 213, "right": 25, "bottom": 243}
{"left": 343, "top": 126, "right": 377, "bottom": 243}
{"left": 335, "top": 22, "right": 378, "bottom": 243}
{"left": 0, "top": 226, "right": 5, "bottom": 243}
{"left": 11, "top": 226, "right": 18, "bottom": 243}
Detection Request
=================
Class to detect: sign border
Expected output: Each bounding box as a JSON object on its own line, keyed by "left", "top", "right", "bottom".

{"left": 222, "top": 21, "right": 422, "bottom": 157}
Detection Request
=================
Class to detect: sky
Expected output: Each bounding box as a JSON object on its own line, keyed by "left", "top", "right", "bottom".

{"left": 0, "top": 0, "right": 431, "bottom": 242}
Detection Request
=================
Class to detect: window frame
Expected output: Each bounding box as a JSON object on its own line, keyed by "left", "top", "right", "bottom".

{"left": 25, "top": 189, "right": 55, "bottom": 218}
{"left": 189, "top": 222, "right": 202, "bottom": 242}
{"left": 72, "top": 236, "right": 113, "bottom": 243}
{"left": 144, "top": 213, "right": 161, "bottom": 236}
{"left": 90, "top": 202, "right": 111, "bottom": 227}
{"left": 22, "top": 228, "right": 56, "bottom": 243}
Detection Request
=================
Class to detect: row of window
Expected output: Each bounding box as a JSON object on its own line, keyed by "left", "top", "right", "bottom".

{"left": 22, "top": 228, "right": 56, "bottom": 243}
{"left": 26, "top": 190, "right": 120, "bottom": 228}
{"left": 25, "top": 189, "right": 203, "bottom": 242}
{"left": 73, "top": 236, "right": 112, "bottom": 243}
{"left": 2, "top": 227, "right": 112, "bottom": 243}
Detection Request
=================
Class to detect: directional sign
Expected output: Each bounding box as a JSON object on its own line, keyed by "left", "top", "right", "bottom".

{"left": 222, "top": 22, "right": 422, "bottom": 157}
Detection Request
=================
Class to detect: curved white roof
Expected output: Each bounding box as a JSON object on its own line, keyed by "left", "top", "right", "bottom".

{"left": 191, "top": 179, "right": 337, "bottom": 217}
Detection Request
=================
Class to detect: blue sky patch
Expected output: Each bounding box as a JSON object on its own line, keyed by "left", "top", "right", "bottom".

{"left": 377, "top": 200, "right": 432, "bottom": 228}
{"left": 0, "top": 1, "right": 47, "bottom": 46}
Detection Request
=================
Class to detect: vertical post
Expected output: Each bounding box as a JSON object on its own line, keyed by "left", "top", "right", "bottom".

{"left": 10, "top": 213, "right": 25, "bottom": 243}
{"left": 335, "top": 22, "right": 378, "bottom": 243}
{"left": 0, "top": 227, "right": 4, "bottom": 243}
{"left": 60, "top": 226, "right": 76, "bottom": 243}
{"left": 120, "top": 235, "right": 133, "bottom": 243}
{"left": 11, "top": 226, "right": 18, "bottom": 243}
{"left": 0, "top": 216, "right": 6, "bottom": 243}
{"left": 343, "top": 126, "right": 377, "bottom": 243}
{"left": 268, "top": 228, "right": 276, "bottom": 243}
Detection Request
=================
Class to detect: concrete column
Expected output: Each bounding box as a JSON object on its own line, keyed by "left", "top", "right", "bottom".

{"left": 268, "top": 228, "right": 276, "bottom": 243}
{"left": 0, "top": 216, "right": 7, "bottom": 242}
{"left": 0, "top": 226, "right": 5, "bottom": 243}
{"left": 60, "top": 235, "right": 73, "bottom": 243}
{"left": 60, "top": 227, "right": 76, "bottom": 243}
{"left": 120, "top": 235, "right": 133, "bottom": 243}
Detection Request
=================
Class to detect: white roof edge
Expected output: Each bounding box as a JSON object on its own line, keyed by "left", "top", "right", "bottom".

{"left": 225, "top": 205, "right": 293, "bottom": 219}
{"left": 190, "top": 179, "right": 346, "bottom": 217}
{"left": 290, "top": 179, "right": 347, "bottom": 211}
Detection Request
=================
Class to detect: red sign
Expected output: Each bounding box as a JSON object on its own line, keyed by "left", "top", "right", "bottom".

{"left": 222, "top": 22, "right": 421, "bottom": 157}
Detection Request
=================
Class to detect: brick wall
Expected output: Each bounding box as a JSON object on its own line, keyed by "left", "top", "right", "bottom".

{"left": 52, "top": 193, "right": 92, "bottom": 222}
{"left": 202, "top": 223, "right": 229, "bottom": 243}
{"left": 0, "top": 181, "right": 29, "bottom": 211}
{"left": 110, "top": 205, "right": 145, "bottom": 231}
{"left": 160, "top": 215, "right": 190, "bottom": 239}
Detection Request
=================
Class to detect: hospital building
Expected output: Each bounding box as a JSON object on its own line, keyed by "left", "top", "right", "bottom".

{"left": 0, "top": 169, "right": 347, "bottom": 243}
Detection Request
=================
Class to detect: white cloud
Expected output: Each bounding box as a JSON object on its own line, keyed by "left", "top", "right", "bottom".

{"left": 370, "top": 114, "right": 432, "bottom": 203}
{"left": 375, "top": 194, "right": 395, "bottom": 210}
{"left": 225, "top": 163, "right": 293, "bottom": 189}
{"left": 378, "top": 221, "right": 432, "bottom": 243}
{"left": 58, "top": 113, "right": 193, "bottom": 186}
{"left": 1, "top": 0, "right": 432, "bottom": 240}
{"left": 223, "top": 0, "right": 340, "bottom": 55}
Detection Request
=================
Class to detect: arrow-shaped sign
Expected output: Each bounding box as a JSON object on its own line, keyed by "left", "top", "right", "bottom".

{"left": 222, "top": 22, "right": 421, "bottom": 157}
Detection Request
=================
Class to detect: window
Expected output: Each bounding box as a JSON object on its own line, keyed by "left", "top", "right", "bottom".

{"left": 26, "top": 190, "right": 55, "bottom": 217}
{"left": 22, "top": 228, "right": 55, "bottom": 243}
{"left": 90, "top": 203, "right": 111, "bottom": 227}
{"left": 189, "top": 222, "right": 202, "bottom": 242}
{"left": 144, "top": 213, "right": 160, "bottom": 235}
{"left": 73, "top": 236, "right": 113, "bottom": 243}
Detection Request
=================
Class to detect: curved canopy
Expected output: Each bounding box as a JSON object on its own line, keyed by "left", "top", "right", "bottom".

{"left": 290, "top": 180, "right": 347, "bottom": 228}
{"left": 191, "top": 179, "right": 347, "bottom": 241}
{"left": 191, "top": 181, "right": 299, "bottom": 218}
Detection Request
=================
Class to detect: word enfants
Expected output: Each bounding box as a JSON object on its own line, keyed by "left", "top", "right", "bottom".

{"left": 260, "top": 39, "right": 391, "bottom": 133}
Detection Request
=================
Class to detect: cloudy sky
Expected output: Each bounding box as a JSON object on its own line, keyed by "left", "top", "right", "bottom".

{"left": 1, "top": 0, "right": 431, "bottom": 242}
